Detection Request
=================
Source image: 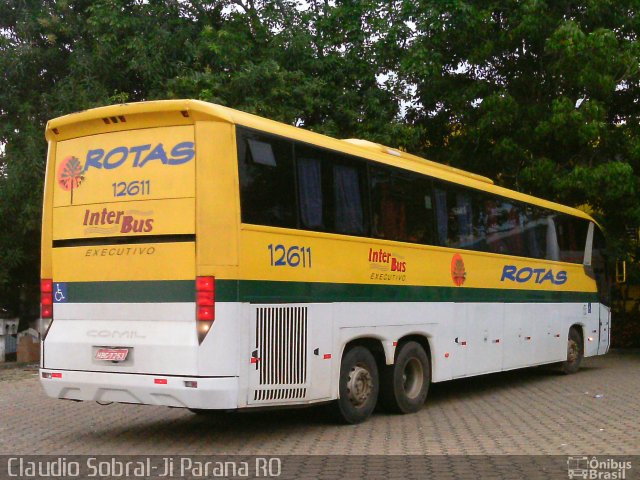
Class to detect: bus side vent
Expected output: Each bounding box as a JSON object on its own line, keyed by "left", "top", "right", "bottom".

{"left": 102, "top": 116, "right": 126, "bottom": 125}
{"left": 253, "top": 387, "right": 307, "bottom": 402}
{"left": 252, "top": 306, "right": 308, "bottom": 402}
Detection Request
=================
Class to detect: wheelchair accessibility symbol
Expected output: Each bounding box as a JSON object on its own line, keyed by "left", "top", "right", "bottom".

{"left": 53, "top": 283, "right": 68, "bottom": 303}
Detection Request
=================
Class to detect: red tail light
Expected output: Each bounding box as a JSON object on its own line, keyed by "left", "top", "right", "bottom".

{"left": 41, "top": 279, "right": 53, "bottom": 293}
{"left": 196, "top": 276, "right": 215, "bottom": 321}
{"left": 41, "top": 279, "right": 53, "bottom": 319}
{"left": 196, "top": 276, "right": 215, "bottom": 344}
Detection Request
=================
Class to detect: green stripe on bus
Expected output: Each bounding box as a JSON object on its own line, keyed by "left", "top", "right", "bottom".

{"left": 63, "top": 280, "right": 195, "bottom": 303}
{"left": 60, "top": 279, "right": 598, "bottom": 304}
{"left": 228, "top": 280, "right": 598, "bottom": 304}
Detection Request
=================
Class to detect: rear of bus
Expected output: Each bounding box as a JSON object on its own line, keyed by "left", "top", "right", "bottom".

{"left": 40, "top": 101, "right": 242, "bottom": 410}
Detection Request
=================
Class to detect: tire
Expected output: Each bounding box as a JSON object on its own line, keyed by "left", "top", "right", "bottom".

{"left": 561, "top": 327, "right": 583, "bottom": 374}
{"left": 332, "top": 346, "right": 379, "bottom": 424}
{"left": 380, "top": 341, "right": 430, "bottom": 414}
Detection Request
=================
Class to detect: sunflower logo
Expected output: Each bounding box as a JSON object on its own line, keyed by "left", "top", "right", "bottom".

{"left": 451, "top": 253, "right": 466, "bottom": 287}
{"left": 57, "top": 156, "right": 85, "bottom": 204}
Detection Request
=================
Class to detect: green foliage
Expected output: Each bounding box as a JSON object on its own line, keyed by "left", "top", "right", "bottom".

{"left": 401, "top": 0, "right": 640, "bottom": 250}
{"left": 0, "top": 0, "right": 410, "bottom": 316}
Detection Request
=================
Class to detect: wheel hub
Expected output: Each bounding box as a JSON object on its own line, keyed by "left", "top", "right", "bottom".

{"left": 402, "top": 357, "right": 424, "bottom": 399}
{"left": 346, "top": 364, "right": 373, "bottom": 407}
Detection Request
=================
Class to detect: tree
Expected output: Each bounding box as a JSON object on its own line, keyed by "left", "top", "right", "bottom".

{"left": 168, "top": 0, "right": 413, "bottom": 143}
{"left": 400, "top": 1, "right": 640, "bottom": 243}
{"left": 0, "top": 0, "right": 221, "bottom": 319}
{"left": 0, "top": 0, "right": 405, "bottom": 319}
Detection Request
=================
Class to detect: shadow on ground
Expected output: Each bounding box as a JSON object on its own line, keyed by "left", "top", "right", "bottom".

{"left": 82, "top": 358, "right": 617, "bottom": 445}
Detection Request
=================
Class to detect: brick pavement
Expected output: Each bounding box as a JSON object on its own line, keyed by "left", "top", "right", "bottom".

{"left": 0, "top": 351, "right": 638, "bottom": 456}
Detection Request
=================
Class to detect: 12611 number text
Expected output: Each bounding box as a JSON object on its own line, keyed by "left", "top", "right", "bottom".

{"left": 268, "top": 244, "right": 312, "bottom": 268}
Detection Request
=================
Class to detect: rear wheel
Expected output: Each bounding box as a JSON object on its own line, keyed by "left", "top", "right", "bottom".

{"left": 561, "top": 327, "right": 583, "bottom": 374}
{"left": 380, "top": 341, "right": 430, "bottom": 414}
{"left": 333, "top": 346, "right": 379, "bottom": 424}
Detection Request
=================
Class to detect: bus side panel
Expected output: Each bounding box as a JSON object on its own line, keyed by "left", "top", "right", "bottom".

{"left": 41, "top": 141, "right": 56, "bottom": 368}
{"left": 195, "top": 120, "right": 239, "bottom": 268}
{"left": 195, "top": 120, "right": 241, "bottom": 377}
{"left": 332, "top": 300, "right": 598, "bottom": 387}
{"left": 41, "top": 140, "right": 56, "bottom": 281}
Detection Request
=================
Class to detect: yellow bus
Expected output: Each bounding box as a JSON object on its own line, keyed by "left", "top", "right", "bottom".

{"left": 40, "top": 100, "right": 611, "bottom": 424}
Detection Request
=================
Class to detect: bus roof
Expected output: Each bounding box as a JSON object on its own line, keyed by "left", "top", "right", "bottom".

{"left": 46, "top": 99, "right": 594, "bottom": 222}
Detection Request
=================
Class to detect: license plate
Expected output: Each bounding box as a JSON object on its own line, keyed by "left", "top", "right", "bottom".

{"left": 95, "top": 348, "right": 129, "bottom": 361}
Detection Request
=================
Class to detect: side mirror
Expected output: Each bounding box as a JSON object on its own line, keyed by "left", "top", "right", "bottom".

{"left": 615, "top": 260, "right": 627, "bottom": 284}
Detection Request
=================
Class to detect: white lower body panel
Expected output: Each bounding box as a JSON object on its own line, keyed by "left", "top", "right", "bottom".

{"left": 40, "top": 370, "right": 238, "bottom": 409}
{"left": 40, "top": 300, "right": 607, "bottom": 410}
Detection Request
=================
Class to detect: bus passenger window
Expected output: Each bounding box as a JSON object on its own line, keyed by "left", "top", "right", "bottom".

{"left": 237, "top": 129, "right": 296, "bottom": 228}
{"left": 297, "top": 156, "right": 324, "bottom": 229}
{"left": 453, "top": 192, "right": 473, "bottom": 248}
{"left": 522, "top": 206, "right": 548, "bottom": 260}
{"left": 370, "top": 168, "right": 435, "bottom": 244}
{"left": 434, "top": 188, "right": 448, "bottom": 246}
{"left": 405, "top": 181, "right": 436, "bottom": 245}
{"left": 371, "top": 168, "right": 407, "bottom": 241}
{"left": 434, "top": 186, "right": 477, "bottom": 249}
{"left": 333, "top": 163, "right": 366, "bottom": 235}
{"left": 545, "top": 216, "right": 560, "bottom": 261}
{"left": 556, "top": 216, "right": 589, "bottom": 263}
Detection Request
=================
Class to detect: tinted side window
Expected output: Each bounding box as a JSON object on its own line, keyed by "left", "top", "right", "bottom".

{"left": 332, "top": 158, "right": 368, "bottom": 236}
{"left": 296, "top": 146, "right": 326, "bottom": 230}
{"left": 431, "top": 183, "right": 586, "bottom": 262}
{"left": 556, "top": 215, "right": 589, "bottom": 263}
{"left": 481, "top": 197, "right": 526, "bottom": 257}
{"left": 521, "top": 206, "right": 549, "bottom": 260}
{"left": 237, "top": 129, "right": 295, "bottom": 228}
{"left": 295, "top": 144, "right": 368, "bottom": 236}
{"left": 434, "top": 185, "right": 486, "bottom": 250}
{"left": 371, "top": 167, "right": 435, "bottom": 244}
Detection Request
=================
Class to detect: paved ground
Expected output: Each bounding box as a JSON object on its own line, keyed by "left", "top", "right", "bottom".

{"left": 0, "top": 351, "right": 639, "bottom": 456}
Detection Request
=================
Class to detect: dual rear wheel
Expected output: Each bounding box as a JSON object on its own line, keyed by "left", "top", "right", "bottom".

{"left": 334, "top": 341, "right": 430, "bottom": 424}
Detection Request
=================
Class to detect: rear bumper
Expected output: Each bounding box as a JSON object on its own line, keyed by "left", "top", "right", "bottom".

{"left": 40, "top": 369, "right": 239, "bottom": 410}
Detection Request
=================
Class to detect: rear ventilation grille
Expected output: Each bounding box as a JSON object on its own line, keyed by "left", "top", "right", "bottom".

{"left": 253, "top": 387, "right": 307, "bottom": 402}
{"left": 252, "top": 306, "right": 308, "bottom": 402}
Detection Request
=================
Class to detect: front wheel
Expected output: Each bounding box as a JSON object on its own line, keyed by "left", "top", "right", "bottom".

{"left": 561, "top": 327, "right": 583, "bottom": 374}
{"left": 380, "top": 341, "right": 430, "bottom": 413}
{"left": 332, "top": 346, "right": 379, "bottom": 424}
